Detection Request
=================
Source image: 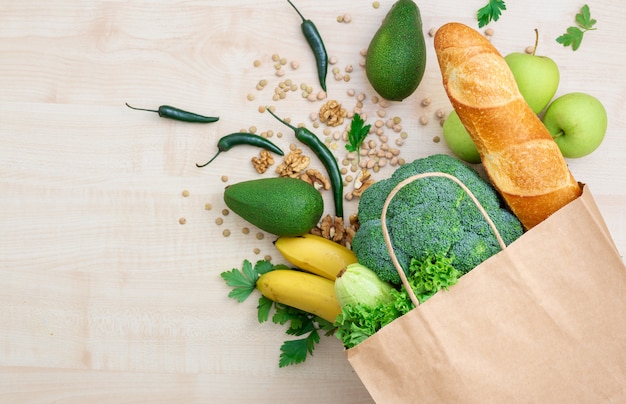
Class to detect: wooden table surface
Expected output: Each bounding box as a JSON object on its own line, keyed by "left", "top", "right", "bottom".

{"left": 1, "top": 1, "right": 624, "bottom": 402}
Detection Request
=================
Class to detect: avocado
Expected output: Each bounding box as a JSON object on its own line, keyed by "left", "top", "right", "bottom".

{"left": 223, "top": 177, "right": 324, "bottom": 237}
{"left": 365, "top": 0, "right": 426, "bottom": 101}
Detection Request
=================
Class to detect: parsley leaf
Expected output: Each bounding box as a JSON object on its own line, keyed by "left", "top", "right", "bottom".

{"left": 556, "top": 4, "right": 597, "bottom": 51}
{"left": 345, "top": 113, "right": 371, "bottom": 163}
{"left": 220, "top": 259, "right": 258, "bottom": 302}
{"left": 222, "top": 260, "right": 337, "bottom": 367}
{"left": 271, "top": 302, "right": 336, "bottom": 367}
{"left": 257, "top": 296, "right": 273, "bottom": 323}
{"left": 221, "top": 259, "right": 287, "bottom": 302}
{"left": 279, "top": 333, "right": 320, "bottom": 367}
{"left": 477, "top": 0, "right": 506, "bottom": 28}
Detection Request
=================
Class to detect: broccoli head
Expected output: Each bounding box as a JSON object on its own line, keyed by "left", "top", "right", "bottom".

{"left": 351, "top": 218, "right": 412, "bottom": 284}
{"left": 352, "top": 154, "right": 524, "bottom": 285}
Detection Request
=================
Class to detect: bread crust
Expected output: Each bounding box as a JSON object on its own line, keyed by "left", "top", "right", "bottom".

{"left": 434, "top": 22, "right": 581, "bottom": 229}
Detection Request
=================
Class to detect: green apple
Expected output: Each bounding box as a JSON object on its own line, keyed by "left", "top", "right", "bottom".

{"left": 542, "top": 92, "right": 608, "bottom": 158}
{"left": 442, "top": 110, "right": 481, "bottom": 164}
{"left": 504, "top": 30, "right": 560, "bottom": 114}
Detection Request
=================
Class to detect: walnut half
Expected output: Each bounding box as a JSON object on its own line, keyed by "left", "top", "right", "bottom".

{"left": 319, "top": 100, "right": 347, "bottom": 127}
{"left": 353, "top": 170, "right": 375, "bottom": 197}
{"left": 251, "top": 150, "right": 275, "bottom": 174}
{"left": 276, "top": 147, "right": 310, "bottom": 178}
{"left": 301, "top": 169, "right": 330, "bottom": 191}
{"left": 310, "top": 214, "right": 360, "bottom": 248}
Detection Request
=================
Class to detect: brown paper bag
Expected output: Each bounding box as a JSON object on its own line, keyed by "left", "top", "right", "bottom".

{"left": 346, "top": 183, "right": 626, "bottom": 403}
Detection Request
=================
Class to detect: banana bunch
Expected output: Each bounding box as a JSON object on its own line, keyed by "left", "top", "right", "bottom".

{"left": 274, "top": 233, "right": 358, "bottom": 280}
{"left": 257, "top": 234, "right": 358, "bottom": 323}
{"left": 256, "top": 269, "right": 341, "bottom": 323}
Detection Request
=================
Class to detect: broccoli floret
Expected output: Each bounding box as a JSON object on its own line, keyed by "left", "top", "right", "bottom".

{"left": 387, "top": 203, "right": 462, "bottom": 262}
{"left": 356, "top": 179, "right": 395, "bottom": 223}
{"left": 490, "top": 208, "right": 525, "bottom": 245}
{"left": 449, "top": 230, "right": 498, "bottom": 273}
{"left": 351, "top": 218, "right": 411, "bottom": 285}
{"left": 352, "top": 154, "right": 524, "bottom": 285}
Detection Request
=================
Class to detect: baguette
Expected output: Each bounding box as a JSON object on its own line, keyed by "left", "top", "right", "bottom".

{"left": 434, "top": 22, "right": 582, "bottom": 230}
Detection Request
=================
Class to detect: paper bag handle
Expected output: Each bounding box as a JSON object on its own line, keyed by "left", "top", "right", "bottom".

{"left": 380, "top": 172, "right": 507, "bottom": 308}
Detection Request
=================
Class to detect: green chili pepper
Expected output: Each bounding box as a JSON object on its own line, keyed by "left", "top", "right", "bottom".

{"left": 196, "top": 132, "right": 285, "bottom": 168}
{"left": 287, "top": 0, "right": 328, "bottom": 92}
{"left": 266, "top": 107, "right": 343, "bottom": 218}
{"left": 125, "top": 102, "right": 219, "bottom": 123}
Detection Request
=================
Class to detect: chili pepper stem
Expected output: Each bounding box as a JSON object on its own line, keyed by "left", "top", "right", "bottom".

{"left": 265, "top": 107, "right": 298, "bottom": 131}
{"left": 196, "top": 151, "right": 221, "bottom": 168}
{"left": 125, "top": 102, "right": 159, "bottom": 113}
{"left": 286, "top": 0, "right": 306, "bottom": 22}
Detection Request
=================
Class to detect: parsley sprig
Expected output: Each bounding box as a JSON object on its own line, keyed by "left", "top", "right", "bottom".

{"left": 345, "top": 113, "right": 371, "bottom": 164}
{"left": 477, "top": 0, "right": 506, "bottom": 28}
{"left": 221, "top": 259, "right": 336, "bottom": 367}
{"left": 556, "top": 4, "right": 597, "bottom": 51}
{"left": 261, "top": 299, "right": 336, "bottom": 367}
{"left": 221, "top": 259, "right": 276, "bottom": 302}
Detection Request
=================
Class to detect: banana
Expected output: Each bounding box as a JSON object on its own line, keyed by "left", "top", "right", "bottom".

{"left": 274, "top": 233, "right": 358, "bottom": 280}
{"left": 256, "top": 269, "right": 341, "bottom": 323}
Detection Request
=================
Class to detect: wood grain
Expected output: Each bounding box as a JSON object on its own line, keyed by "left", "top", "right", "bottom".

{"left": 1, "top": 0, "right": 624, "bottom": 402}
